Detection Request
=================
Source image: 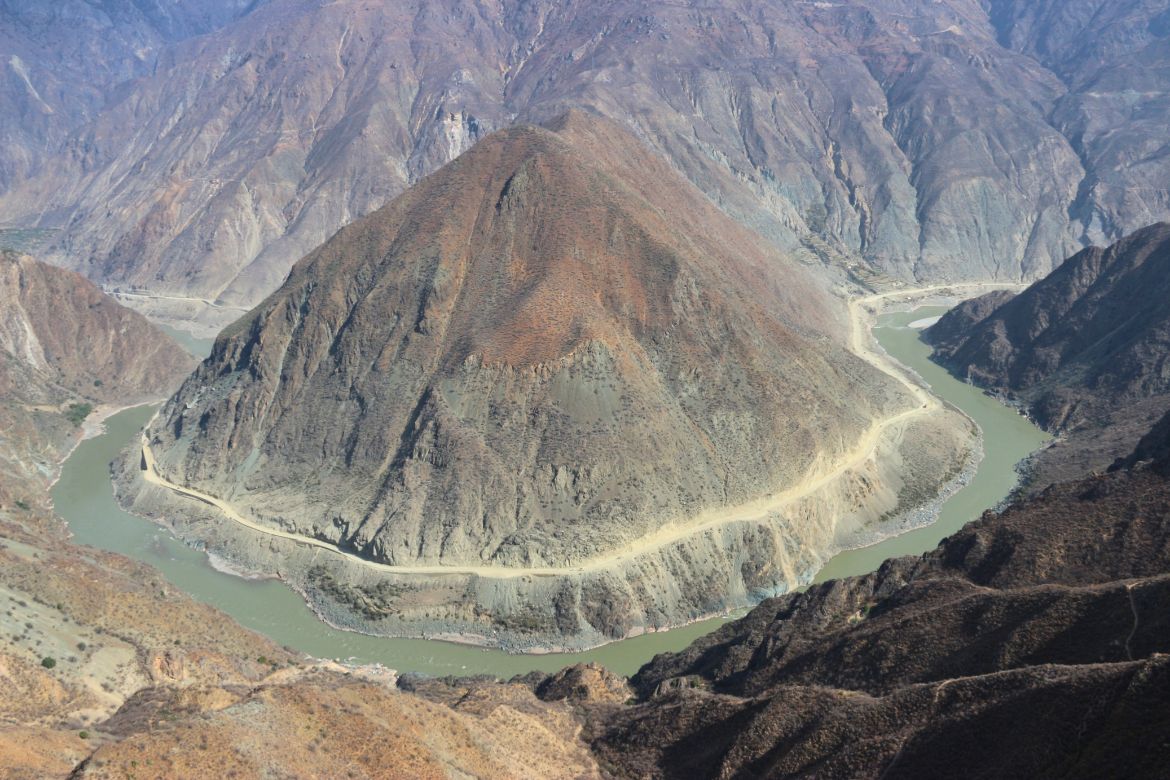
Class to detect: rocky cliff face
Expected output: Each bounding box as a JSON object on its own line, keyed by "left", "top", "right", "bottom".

{"left": 124, "top": 112, "right": 972, "bottom": 648}
{"left": 3, "top": 0, "right": 1170, "bottom": 319}
{"left": 586, "top": 425, "right": 1170, "bottom": 778}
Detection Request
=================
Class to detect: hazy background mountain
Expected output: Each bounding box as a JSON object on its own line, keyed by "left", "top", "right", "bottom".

{"left": 2, "top": 0, "right": 1169, "bottom": 328}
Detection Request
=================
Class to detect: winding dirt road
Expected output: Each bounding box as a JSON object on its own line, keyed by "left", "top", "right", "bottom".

{"left": 139, "top": 283, "right": 1013, "bottom": 580}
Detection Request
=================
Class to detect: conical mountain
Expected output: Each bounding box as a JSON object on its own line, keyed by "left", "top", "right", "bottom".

{"left": 132, "top": 112, "right": 959, "bottom": 646}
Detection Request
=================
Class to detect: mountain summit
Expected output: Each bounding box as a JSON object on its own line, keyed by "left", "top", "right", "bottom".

{"left": 130, "top": 112, "right": 966, "bottom": 646}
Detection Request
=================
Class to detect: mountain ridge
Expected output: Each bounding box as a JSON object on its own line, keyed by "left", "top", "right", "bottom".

{"left": 4, "top": 0, "right": 1170, "bottom": 325}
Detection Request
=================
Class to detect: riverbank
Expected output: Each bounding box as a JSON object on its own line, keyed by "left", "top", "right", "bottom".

{"left": 52, "top": 290, "right": 1047, "bottom": 675}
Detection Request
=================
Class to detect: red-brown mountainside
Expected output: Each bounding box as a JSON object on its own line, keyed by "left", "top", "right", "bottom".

{"left": 0, "top": 252, "right": 195, "bottom": 406}
{"left": 4, "top": 0, "right": 1170, "bottom": 320}
{"left": 146, "top": 111, "right": 904, "bottom": 570}
{"left": 0, "top": 251, "right": 194, "bottom": 508}
{"left": 585, "top": 422, "right": 1170, "bottom": 779}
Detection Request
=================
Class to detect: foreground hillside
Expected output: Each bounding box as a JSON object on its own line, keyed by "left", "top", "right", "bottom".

{"left": 45, "top": 406, "right": 1170, "bottom": 779}
{"left": 0, "top": 255, "right": 290, "bottom": 776}
{"left": 3, "top": 0, "right": 1170, "bottom": 320}
{"left": 586, "top": 408, "right": 1170, "bottom": 777}
{"left": 121, "top": 111, "right": 973, "bottom": 650}
{"left": 929, "top": 223, "right": 1170, "bottom": 486}
{"left": 0, "top": 260, "right": 601, "bottom": 779}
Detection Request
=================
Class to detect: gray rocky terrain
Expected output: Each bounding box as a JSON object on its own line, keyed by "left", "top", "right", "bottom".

{"left": 2, "top": 0, "right": 1170, "bottom": 325}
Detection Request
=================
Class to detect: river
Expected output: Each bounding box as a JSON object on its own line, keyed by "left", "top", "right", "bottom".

{"left": 50, "top": 306, "right": 1047, "bottom": 677}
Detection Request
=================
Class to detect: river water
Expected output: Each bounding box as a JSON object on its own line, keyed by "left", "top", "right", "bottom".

{"left": 50, "top": 306, "right": 1047, "bottom": 677}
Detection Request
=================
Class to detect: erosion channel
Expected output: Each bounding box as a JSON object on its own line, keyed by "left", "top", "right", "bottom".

{"left": 50, "top": 304, "right": 1048, "bottom": 677}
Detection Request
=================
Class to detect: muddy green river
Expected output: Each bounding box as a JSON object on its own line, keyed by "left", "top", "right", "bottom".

{"left": 50, "top": 307, "right": 1047, "bottom": 677}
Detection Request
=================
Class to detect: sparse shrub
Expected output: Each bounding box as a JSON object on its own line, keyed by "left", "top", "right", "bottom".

{"left": 40, "top": 656, "right": 56, "bottom": 669}
{"left": 65, "top": 402, "right": 93, "bottom": 426}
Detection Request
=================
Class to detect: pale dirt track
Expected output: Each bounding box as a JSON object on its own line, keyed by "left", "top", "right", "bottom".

{"left": 138, "top": 283, "right": 1015, "bottom": 580}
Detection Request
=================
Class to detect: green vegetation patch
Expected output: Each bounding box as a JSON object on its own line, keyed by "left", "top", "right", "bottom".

{"left": 65, "top": 402, "right": 93, "bottom": 426}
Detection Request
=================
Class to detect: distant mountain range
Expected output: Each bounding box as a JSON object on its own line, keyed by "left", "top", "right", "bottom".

{"left": 3, "top": 0, "right": 1170, "bottom": 321}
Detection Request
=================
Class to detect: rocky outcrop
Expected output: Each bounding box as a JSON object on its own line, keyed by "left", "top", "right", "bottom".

{"left": 1113, "top": 407, "right": 1170, "bottom": 476}
{"left": 4, "top": 1, "right": 1170, "bottom": 318}
{"left": 588, "top": 421, "right": 1170, "bottom": 778}
{"left": 123, "top": 112, "right": 973, "bottom": 648}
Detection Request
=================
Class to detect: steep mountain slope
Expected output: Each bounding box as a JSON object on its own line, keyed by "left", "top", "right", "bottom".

{"left": 0, "top": 251, "right": 194, "bottom": 508}
{"left": 0, "top": 251, "right": 600, "bottom": 780}
{"left": 928, "top": 223, "right": 1170, "bottom": 486}
{"left": 585, "top": 418, "right": 1170, "bottom": 778}
{"left": 987, "top": 0, "right": 1170, "bottom": 245}
{"left": 122, "top": 111, "right": 971, "bottom": 648}
{"left": 4, "top": 0, "right": 1170, "bottom": 322}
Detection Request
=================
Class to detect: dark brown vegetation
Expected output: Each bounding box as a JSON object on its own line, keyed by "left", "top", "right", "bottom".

{"left": 583, "top": 414, "right": 1170, "bottom": 778}
{"left": 929, "top": 223, "right": 1170, "bottom": 488}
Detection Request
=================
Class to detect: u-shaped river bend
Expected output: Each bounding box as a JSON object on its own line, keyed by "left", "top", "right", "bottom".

{"left": 51, "top": 294, "right": 1048, "bottom": 677}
